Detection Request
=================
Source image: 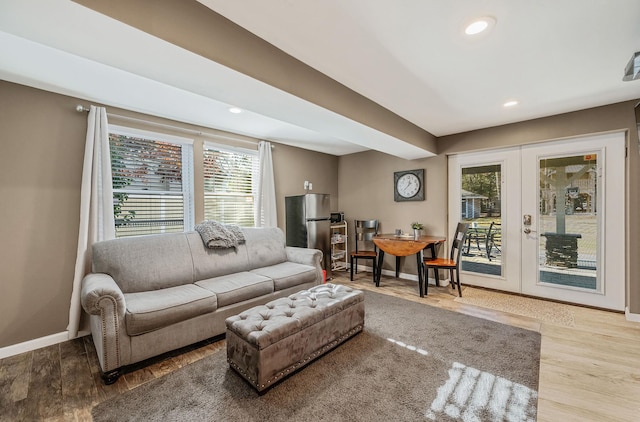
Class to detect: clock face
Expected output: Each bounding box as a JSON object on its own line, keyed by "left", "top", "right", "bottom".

{"left": 397, "top": 173, "right": 420, "bottom": 198}
{"left": 393, "top": 169, "right": 424, "bottom": 202}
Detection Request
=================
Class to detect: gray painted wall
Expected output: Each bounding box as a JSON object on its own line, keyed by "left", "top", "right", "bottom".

{"left": 2, "top": 81, "right": 638, "bottom": 351}
{"left": 0, "top": 81, "right": 338, "bottom": 348}
{"left": 337, "top": 151, "right": 447, "bottom": 277}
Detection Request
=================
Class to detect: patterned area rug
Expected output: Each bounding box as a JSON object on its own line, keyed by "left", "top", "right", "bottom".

{"left": 93, "top": 290, "right": 541, "bottom": 421}
{"left": 456, "top": 287, "right": 576, "bottom": 327}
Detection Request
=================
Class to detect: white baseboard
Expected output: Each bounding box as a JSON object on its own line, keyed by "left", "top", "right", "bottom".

{"left": 625, "top": 307, "right": 640, "bottom": 322}
{"left": 353, "top": 264, "right": 449, "bottom": 287}
{"left": 378, "top": 267, "right": 419, "bottom": 282}
{"left": 0, "top": 330, "right": 90, "bottom": 359}
{"left": 0, "top": 331, "right": 69, "bottom": 359}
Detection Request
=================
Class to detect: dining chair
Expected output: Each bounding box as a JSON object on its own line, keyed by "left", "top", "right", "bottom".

{"left": 350, "top": 219, "right": 379, "bottom": 282}
{"left": 423, "top": 222, "right": 469, "bottom": 296}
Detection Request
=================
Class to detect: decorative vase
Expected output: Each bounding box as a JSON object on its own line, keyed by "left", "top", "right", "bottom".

{"left": 414, "top": 229, "right": 422, "bottom": 239}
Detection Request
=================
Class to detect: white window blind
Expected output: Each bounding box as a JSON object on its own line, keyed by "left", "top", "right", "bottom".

{"left": 109, "top": 127, "right": 194, "bottom": 237}
{"left": 203, "top": 143, "right": 258, "bottom": 227}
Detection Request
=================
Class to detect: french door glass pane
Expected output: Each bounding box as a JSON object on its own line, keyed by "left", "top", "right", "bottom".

{"left": 538, "top": 154, "right": 598, "bottom": 290}
{"left": 460, "top": 164, "right": 503, "bottom": 276}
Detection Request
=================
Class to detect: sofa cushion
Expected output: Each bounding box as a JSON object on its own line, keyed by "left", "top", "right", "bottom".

{"left": 92, "top": 233, "right": 194, "bottom": 293}
{"left": 124, "top": 284, "right": 217, "bottom": 336}
{"left": 196, "top": 272, "right": 274, "bottom": 308}
{"left": 242, "top": 227, "right": 288, "bottom": 270}
{"left": 186, "top": 232, "right": 252, "bottom": 280}
{"left": 251, "top": 262, "right": 318, "bottom": 291}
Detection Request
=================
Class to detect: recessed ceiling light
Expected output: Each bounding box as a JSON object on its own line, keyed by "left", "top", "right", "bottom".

{"left": 228, "top": 107, "right": 243, "bottom": 114}
{"left": 465, "top": 16, "right": 496, "bottom": 35}
{"left": 503, "top": 100, "right": 519, "bottom": 108}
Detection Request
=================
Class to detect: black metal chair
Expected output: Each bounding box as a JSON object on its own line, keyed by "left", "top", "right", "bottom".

{"left": 486, "top": 221, "right": 501, "bottom": 261}
{"left": 350, "top": 219, "right": 379, "bottom": 283}
{"left": 423, "top": 222, "right": 469, "bottom": 296}
{"left": 464, "top": 225, "right": 486, "bottom": 255}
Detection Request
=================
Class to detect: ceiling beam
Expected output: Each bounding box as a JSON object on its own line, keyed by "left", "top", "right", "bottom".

{"left": 73, "top": 0, "right": 437, "bottom": 157}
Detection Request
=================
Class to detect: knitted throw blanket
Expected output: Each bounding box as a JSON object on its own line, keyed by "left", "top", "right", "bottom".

{"left": 194, "top": 220, "right": 246, "bottom": 249}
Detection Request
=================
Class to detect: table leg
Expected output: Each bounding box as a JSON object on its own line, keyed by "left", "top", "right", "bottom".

{"left": 376, "top": 250, "right": 384, "bottom": 287}
{"left": 417, "top": 252, "right": 424, "bottom": 297}
{"left": 395, "top": 256, "right": 400, "bottom": 278}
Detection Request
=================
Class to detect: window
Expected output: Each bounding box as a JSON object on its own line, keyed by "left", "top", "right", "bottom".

{"left": 203, "top": 143, "right": 258, "bottom": 227}
{"left": 109, "top": 126, "right": 194, "bottom": 238}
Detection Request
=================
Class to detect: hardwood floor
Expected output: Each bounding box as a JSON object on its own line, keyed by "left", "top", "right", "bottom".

{"left": 1, "top": 271, "right": 639, "bottom": 421}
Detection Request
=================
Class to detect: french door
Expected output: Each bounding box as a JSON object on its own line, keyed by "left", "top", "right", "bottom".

{"left": 448, "top": 132, "right": 625, "bottom": 310}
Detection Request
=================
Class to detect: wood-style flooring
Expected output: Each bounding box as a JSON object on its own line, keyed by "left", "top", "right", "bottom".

{"left": 1, "top": 271, "right": 639, "bottom": 421}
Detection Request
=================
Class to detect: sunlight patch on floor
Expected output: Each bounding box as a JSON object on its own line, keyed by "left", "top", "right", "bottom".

{"left": 386, "top": 338, "right": 429, "bottom": 355}
{"left": 386, "top": 337, "right": 537, "bottom": 421}
{"left": 426, "top": 362, "right": 537, "bottom": 422}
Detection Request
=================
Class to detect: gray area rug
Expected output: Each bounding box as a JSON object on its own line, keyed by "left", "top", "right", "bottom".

{"left": 92, "top": 290, "right": 541, "bottom": 421}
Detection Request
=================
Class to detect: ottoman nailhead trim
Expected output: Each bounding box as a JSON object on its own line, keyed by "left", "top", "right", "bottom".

{"left": 226, "top": 285, "right": 364, "bottom": 392}
{"left": 227, "top": 324, "right": 363, "bottom": 391}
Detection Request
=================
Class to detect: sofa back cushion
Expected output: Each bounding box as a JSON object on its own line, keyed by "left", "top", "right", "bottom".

{"left": 243, "top": 227, "right": 288, "bottom": 270}
{"left": 187, "top": 232, "right": 251, "bottom": 281}
{"left": 92, "top": 233, "right": 194, "bottom": 293}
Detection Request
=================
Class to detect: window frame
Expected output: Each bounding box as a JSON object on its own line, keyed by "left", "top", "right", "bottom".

{"left": 109, "top": 125, "right": 195, "bottom": 237}
{"left": 203, "top": 141, "right": 259, "bottom": 227}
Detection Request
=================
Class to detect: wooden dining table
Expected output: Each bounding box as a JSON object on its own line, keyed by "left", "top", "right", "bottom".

{"left": 373, "top": 234, "right": 446, "bottom": 297}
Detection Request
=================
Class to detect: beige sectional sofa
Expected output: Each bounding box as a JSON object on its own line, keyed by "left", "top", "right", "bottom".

{"left": 81, "top": 227, "right": 323, "bottom": 384}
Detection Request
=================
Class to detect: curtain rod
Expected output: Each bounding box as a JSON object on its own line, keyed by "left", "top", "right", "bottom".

{"left": 75, "top": 104, "right": 273, "bottom": 149}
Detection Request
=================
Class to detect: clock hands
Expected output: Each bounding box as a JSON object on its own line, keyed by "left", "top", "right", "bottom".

{"left": 398, "top": 174, "right": 419, "bottom": 197}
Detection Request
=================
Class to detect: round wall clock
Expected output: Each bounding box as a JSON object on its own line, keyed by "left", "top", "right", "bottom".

{"left": 394, "top": 169, "right": 425, "bottom": 202}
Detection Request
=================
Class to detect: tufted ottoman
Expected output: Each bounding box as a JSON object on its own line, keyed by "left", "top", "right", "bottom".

{"left": 225, "top": 283, "right": 364, "bottom": 392}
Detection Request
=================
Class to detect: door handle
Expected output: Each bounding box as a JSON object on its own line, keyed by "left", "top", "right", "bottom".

{"left": 523, "top": 214, "right": 535, "bottom": 234}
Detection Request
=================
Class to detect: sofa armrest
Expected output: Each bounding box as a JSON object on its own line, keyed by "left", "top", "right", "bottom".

{"left": 81, "top": 273, "right": 127, "bottom": 373}
{"left": 81, "top": 273, "right": 126, "bottom": 318}
{"left": 286, "top": 246, "right": 323, "bottom": 268}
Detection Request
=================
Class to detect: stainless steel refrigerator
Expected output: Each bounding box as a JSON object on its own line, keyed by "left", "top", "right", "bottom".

{"left": 285, "top": 194, "right": 332, "bottom": 279}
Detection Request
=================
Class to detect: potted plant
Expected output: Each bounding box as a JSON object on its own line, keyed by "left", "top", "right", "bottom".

{"left": 411, "top": 222, "right": 424, "bottom": 238}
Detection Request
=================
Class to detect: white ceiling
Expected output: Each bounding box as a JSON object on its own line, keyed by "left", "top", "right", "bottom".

{"left": 2, "top": 0, "right": 640, "bottom": 158}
